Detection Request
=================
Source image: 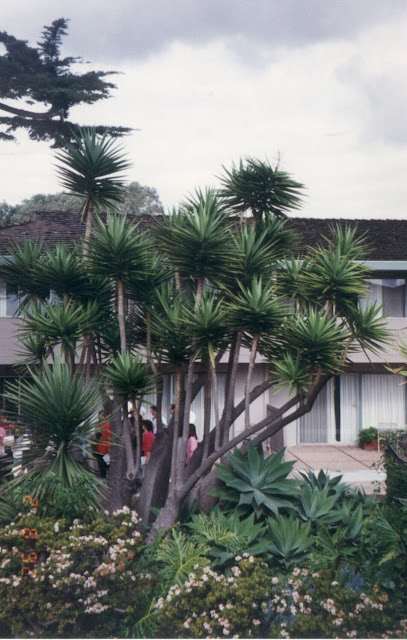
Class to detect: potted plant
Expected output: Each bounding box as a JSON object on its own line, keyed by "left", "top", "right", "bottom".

{"left": 358, "top": 427, "right": 378, "bottom": 450}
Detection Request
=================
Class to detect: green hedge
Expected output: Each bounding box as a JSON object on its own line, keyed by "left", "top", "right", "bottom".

{"left": 383, "top": 433, "right": 407, "bottom": 502}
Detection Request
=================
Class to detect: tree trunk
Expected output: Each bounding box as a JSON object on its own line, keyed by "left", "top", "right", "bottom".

{"left": 221, "top": 331, "right": 241, "bottom": 444}
{"left": 117, "top": 280, "right": 127, "bottom": 355}
{"left": 137, "top": 428, "right": 172, "bottom": 524}
{"left": 83, "top": 201, "right": 94, "bottom": 257}
{"left": 202, "top": 362, "right": 212, "bottom": 460}
{"left": 106, "top": 398, "right": 128, "bottom": 512}
{"left": 245, "top": 333, "right": 259, "bottom": 430}
{"left": 147, "top": 492, "right": 183, "bottom": 543}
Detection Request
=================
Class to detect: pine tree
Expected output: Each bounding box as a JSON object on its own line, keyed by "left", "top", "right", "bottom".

{"left": 0, "top": 18, "right": 131, "bottom": 147}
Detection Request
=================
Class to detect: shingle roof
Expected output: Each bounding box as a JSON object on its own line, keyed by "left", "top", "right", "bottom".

{"left": 288, "top": 218, "right": 407, "bottom": 261}
{"left": 0, "top": 211, "right": 405, "bottom": 261}
{"left": 0, "top": 211, "right": 158, "bottom": 253}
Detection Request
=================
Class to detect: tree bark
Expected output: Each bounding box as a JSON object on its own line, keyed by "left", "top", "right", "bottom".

{"left": 146, "top": 492, "right": 183, "bottom": 543}
{"left": 0, "top": 101, "right": 58, "bottom": 119}
{"left": 137, "top": 428, "right": 172, "bottom": 524}
{"left": 117, "top": 280, "right": 127, "bottom": 355}
{"left": 106, "top": 398, "right": 128, "bottom": 512}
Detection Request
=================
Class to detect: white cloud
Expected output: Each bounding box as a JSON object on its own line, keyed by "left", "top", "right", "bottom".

{"left": 0, "top": 1, "right": 406, "bottom": 219}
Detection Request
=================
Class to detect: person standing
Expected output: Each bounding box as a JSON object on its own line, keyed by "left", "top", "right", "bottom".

{"left": 94, "top": 411, "right": 111, "bottom": 478}
{"left": 186, "top": 423, "right": 198, "bottom": 464}
{"left": 0, "top": 420, "right": 6, "bottom": 458}
{"left": 142, "top": 419, "right": 156, "bottom": 464}
{"left": 150, "top": 405, "right": 166, "bottom": 434}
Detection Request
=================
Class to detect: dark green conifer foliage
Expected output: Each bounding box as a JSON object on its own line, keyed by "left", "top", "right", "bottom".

{"left": 0, "top": 18, "right": 131, "bottom": 146}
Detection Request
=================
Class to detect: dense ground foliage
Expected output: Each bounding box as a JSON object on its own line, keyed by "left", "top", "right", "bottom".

{"left": 0, "top": 446, "right": 406, "bottom": 639}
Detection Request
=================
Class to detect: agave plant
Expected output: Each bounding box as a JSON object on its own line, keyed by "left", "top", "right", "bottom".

{"left": 298, "top": 469, "right": 348, "bottom": 496}
{"left": 295, "top": 484, "right": 345, "bottom": 526}
{"left": 265, "top": 513, "right": 314, "bottom": 569}
{"left": 212, "top": 443, "right": 301, "bottom": 520}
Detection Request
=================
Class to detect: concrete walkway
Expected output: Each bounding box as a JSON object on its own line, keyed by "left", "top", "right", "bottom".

{"left": 285, "top": 445, "right": 386, "bottom": 495}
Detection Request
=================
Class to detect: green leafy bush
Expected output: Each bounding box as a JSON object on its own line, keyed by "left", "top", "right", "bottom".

{"left": 0, "top": 473, "right": 104, "bottom": 525}
{"left": 156, "top": 559, "right": 405, "bottom": 639}
{"left": 382, "top": 433, "right": 407, "bottom": 503}
{"left": 153, "top": 529, "right": 209, "bottom": 590}
{"left": 358, "top": 427, "right": 378, "bottom": 446}
{"left": 187, "top": 507, "right": 269, "bottom": 570}
{"left": 359, "top": 503, "right": 407, "bottom": 597}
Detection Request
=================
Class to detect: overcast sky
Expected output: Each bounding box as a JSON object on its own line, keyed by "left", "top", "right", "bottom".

{"left": 1, "top": 0, "right": 407, "bottom": 218}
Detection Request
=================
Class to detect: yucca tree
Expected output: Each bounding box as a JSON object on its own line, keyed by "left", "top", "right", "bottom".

{"left": 18, "top": 299, "right": 100, "bottom": 368}
{"left": 1, "top": 149, "right": 392, "bottom": 537}
{"left": 4, "top": 358, "right": 104, "bottom": 510}
{"left": 87, "top": 214, "right": 151, "bottom": 354}
{"left": 54, "top": 127, "right": 131, "bottom": 250}
{"left": 218, "top": 157, "right": 305, "bottom": 223}
{"left": 0, "top": 240, "right": 49, "bottom": 308}
{"left": 225, "top": 277, "right": 288, "bottom": 429}
{"left": 154, "top": 190, "right": 236, "bottom": 298}
{"left": 183, "top": 292, "right": 228, "bottom": 458}
{"left": 37, "top": 244, "right": 89, "bottom": 303}
{"left": 105, "top": 352, "right": 156, "bottom": 484}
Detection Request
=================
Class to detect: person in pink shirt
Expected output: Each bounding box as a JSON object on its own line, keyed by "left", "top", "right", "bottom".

{"left": 186, "top": 424, "right": 198, "bottom": 465}
{"left": 0, "top": 421, "right": 6, "bottom": 458}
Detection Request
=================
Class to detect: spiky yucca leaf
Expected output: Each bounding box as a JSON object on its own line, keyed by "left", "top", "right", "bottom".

{"left": 154, "top": 193, "right": 236, "bottom": 284}
{"left": 55, "top": 127, "right": 131, "bottom": 216}
{"left": 225, "top": 276, "right": 288, "bottom": 337}
{"left": 218, "top": 156, "right": 304, "bottom": 220}
{"left": 4, "top": 358, "right": 105, "bottom": 510}
{"left": 104, "top": 351, "right": 156, "bottom": 398}
{"left": 0, "top": 239, "right": 49, "bottom": 305}
{"left": 183, "top": 292, "right": 228, "bottom": 365}
{"left": 283, "top": 308, "right": 349, "bottom": 373}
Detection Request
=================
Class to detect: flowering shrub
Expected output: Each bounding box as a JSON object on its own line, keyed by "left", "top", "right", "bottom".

{"left": 156, "top": 556, "right": 271, "bottom": 638}
{"left": 156, "top": 561, "right": 406, "bottom": 639}
{"left": 266, "top": 569, "right": 405, "bottom": 639}
{"left": 0, "top": 506, "right": 154, "bottom": 638}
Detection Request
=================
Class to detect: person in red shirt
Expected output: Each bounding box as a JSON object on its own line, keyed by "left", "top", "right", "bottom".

{"left": 142, "top": 419, "right": 155, "bottom": 463}
{"left": 94, "top": 411, "right": 111, "bottom": 478}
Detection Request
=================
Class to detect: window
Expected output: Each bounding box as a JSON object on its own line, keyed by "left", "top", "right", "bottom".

{"left": 0, "top": 281, "right": 20, "bottom": 317}
{"left": 362, "top": 278, "right": 406, "bottom": 317}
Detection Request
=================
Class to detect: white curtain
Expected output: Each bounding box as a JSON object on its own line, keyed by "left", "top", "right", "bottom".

{"left": 0, "top": 281, "right": 19, "bottom": 317}
{"left": 299, "top": 379, "right": 335, "bottom": 443}
{"left": 361, "top": 374, "right": 405, "bottom": 430}
{"left": 190, "top": 373, "right": 226, "bottom": 440}
{"left": 362, "top": 279, "right": 405, "bottom": 317}
{"left": 340, "top": 374, "right": 359, "bottom": 442}
{"left": 0, "top": 282, "right": 6, "bottom": 317}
